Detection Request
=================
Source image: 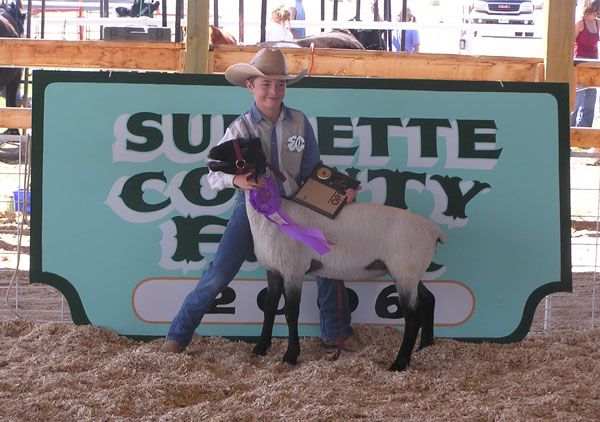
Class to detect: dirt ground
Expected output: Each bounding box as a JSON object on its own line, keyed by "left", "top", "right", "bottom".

{"left": 0, "top": 156, "right": 599, "bottom": 420}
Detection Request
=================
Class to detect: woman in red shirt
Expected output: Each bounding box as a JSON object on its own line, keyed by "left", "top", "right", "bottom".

{"left": 572, "top": 0, "right": 600, "bottom": 127}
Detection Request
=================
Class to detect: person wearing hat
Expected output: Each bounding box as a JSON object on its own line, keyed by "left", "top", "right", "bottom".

{"left": 160, "top": 48, "right": 363, "bottom": 354}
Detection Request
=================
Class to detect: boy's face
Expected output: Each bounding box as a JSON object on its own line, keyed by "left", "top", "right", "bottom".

{"left": 247, "top": 76, "right": 286, "bottom": 114}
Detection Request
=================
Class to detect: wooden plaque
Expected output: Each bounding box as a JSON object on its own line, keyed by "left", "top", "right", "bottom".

{"left": 292, "top": 165, "right": 360, "bottom": 219}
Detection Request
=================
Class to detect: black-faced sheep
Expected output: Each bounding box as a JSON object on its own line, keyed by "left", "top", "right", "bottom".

{"left": 208, "top": 138, "right": 446, "bottom": 371}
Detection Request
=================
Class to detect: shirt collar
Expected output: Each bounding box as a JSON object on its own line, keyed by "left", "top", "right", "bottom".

{"left": 249, "top": 102, "right": 292, "bottom": 124}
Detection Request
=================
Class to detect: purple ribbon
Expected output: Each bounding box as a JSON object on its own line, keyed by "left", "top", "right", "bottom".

{"left": 249, "top": 176, "right": 333, "bottom": 255}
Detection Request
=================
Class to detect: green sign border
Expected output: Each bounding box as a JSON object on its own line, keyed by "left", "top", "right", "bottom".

{"left": 30, "top": 70, "right": 572, "bottom": 342}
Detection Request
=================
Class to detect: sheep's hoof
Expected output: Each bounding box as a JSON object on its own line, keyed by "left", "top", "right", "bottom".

{"left": 282, "top": 352, "right": 298, "bottom": 366}
{"left": 388, "top": 358, "right": 409, "bottom": 372}
{"left": 418, "top": 338, "right": 434, "bottom": 351}
{"left": 251, "top": 343, "right": 270, "bottom": 356}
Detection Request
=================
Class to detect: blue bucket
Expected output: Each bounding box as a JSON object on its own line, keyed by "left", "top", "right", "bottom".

{"left": 13, "top": 189, "right": 30, "bottom": 213}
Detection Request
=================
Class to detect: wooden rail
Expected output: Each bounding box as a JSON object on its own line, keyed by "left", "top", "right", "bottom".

{"left": 0, "top": 38, "right": 185, "bottom": 71}
{"left": 571, "top": 128, "right": 600, "bottom": 149}
{"left": 0, "top": 40, "right": 545, "bottom": 82}
{"left": 211, "top": 46, "right": 545, "bottom": 82}
{"left": 0, "top": 107, "right": 31, "bottom": 129}
{"left": 574, "top": 62, "right": 600, "bottom": 86}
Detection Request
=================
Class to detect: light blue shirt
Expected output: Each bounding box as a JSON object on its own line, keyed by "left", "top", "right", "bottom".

{"left": 290, "top": 0, "right": 305, "bottom": 38}
{"left": 392, "top": 29, "right": 420, "bottom": 53}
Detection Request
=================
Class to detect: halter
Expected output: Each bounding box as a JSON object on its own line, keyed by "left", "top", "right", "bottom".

{"left": 232, "top": 138, "right": 246, "bottom": 176}
{"left": 232, "top": 138, "right": 287, "bottom": 182}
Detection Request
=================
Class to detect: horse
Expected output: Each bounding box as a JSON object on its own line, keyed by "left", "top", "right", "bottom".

{"left": 294, "top": 29, "right": 366, "bottom": 49}
{"left": 209, "top": 25, "right": 237, "bottom": 46}
{"left": 348, "top": 25, "right": 386, "bottom": 50}
{"left": 349, "top": 0, "right": 386, "bottom": 51}
{"left": 259, "top": 30, "right": 365, "bottom": 50}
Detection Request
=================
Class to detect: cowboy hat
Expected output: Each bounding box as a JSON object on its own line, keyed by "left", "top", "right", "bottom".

{"left": 225, "top": 48, "right": 307, "bottom": 87}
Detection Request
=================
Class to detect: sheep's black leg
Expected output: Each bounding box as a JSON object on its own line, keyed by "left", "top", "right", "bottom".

{"left": 417, "top": 281, "right": 435, "bottom": 350}
{"left": 389, "top": 295, "right": 419, "bottom": 372}
{"left": 282, "top": 282, "right": 302, "bottom": 365}
{"left": 252, "top": 271, "right": 284, "bottom": 356}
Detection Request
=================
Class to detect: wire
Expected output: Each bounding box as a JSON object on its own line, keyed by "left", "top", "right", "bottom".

{"left": 3, "top": 133, "right": 30, "bottom": 319}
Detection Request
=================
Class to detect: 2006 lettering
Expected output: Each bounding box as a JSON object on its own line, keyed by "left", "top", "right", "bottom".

{"left": 207, "top": 287, "right": 236, "bottom": 314}
{"left": 374, "top": 285, "right": 403, "bottom": 319}
{"left": 208, "top": 285, "right": 402, "bottom": 320}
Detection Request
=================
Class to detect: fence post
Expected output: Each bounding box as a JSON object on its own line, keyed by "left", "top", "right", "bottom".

{"left": 184, "top": 0, "right": 210, "bottom": 74}
{"left": 544, "top": 0, "right": 576, "bottom": 109}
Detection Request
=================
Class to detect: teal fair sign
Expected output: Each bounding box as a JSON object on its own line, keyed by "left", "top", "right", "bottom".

{"left": 30, "top": 70, "right": 571, "bottom": 341}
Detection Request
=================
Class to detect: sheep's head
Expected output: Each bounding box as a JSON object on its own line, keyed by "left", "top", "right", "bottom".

{"left": 208, "top": 137, "right": 267, "bottom": 182}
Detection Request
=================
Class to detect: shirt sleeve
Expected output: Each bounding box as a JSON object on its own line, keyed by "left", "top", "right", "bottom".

{"left": 207, "top": 126, "right": 237, "bottom": 191}
{"left": 413, "top": 30, "right": 420, "bottom": 46}
{"left": 298, "top": 115, "right": 321, "bottom": 184}
{"left": 392, "top": 31, "right": 400, "bottom": 51}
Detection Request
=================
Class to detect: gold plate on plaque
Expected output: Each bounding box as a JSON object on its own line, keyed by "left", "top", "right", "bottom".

{"left": 317, "top": 167, "right": 332, "bottom": 180}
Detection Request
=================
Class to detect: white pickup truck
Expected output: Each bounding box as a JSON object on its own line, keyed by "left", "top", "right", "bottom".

{"left": 467, "top": 0, "right": 536, "bottom": 37}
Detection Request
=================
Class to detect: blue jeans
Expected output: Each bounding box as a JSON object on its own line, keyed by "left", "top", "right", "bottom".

{"left": 571, "top": 86, "right": 597, "bottom": 127}
{"left": 166, "top": 193, "right": 353, "bottom": 347}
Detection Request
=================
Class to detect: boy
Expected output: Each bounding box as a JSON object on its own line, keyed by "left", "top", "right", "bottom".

{"left": 161, "top": 48, "right": 362, "bottom": 353}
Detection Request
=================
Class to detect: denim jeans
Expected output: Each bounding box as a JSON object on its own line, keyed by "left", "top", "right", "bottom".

{"left": 166, "top": 193, "right": 353, "bottom": 347}
{"left": 571, "top": 86, "right": 597, "bottom": 127}
{"left": 317, "top": 277, "right": 353, "bottom": 341}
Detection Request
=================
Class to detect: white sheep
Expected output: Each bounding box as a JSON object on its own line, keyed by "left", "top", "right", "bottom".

{"left": 208, "top": 138, "right": 446, "bottom": 371}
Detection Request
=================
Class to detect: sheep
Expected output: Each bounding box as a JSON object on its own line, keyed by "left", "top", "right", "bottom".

{"left": 208, "top": 138, "right": 447, "bottom": 371}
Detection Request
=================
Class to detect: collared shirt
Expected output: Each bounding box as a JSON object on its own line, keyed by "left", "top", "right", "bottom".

{"left": 208, "top": 103, "right": 320, "bottom": 197}
{"left": 290, "top": 0, "right": 305, "bottom": 38}
{"left": 392, "top": 29, "right": 420, "bottom": 53}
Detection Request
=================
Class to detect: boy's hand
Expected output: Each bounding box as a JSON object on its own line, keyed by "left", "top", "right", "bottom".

{"left": 345, "top": 184, "right": 361, "bottom": 204}
{"left": 233, "top": 173, "right": 265, "bottom": 190}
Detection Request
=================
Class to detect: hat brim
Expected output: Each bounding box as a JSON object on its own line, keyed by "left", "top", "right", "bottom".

{"left": 225, "top": 63, "right": 307, "bottom": 87}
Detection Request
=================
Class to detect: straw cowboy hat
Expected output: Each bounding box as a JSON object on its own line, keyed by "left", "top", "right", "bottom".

{"left": 225, "top": 48, "right": 307, "bottom": 88}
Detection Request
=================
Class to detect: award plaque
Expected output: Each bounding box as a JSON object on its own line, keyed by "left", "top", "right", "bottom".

{"left": 292, "top": 165, "right": 360, "bottom": 219}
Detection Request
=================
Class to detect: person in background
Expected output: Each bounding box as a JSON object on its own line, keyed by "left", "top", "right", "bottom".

{"left": 160, "top": 48, "right": 363, "bottom": 355}
{"left": 371, "top": 0, "right": 384, "bottom": 21}
{"left": 265, "top": 4, "right": 294, "bottom": 42}
{"left": 392, "top": 8, "right": 420, "bottom": 53}
{"left": 289, "top": 0, "right": 305, "bottom": 39}
{"left": 572, "top": 0, "right": 600, "bottom": 128}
